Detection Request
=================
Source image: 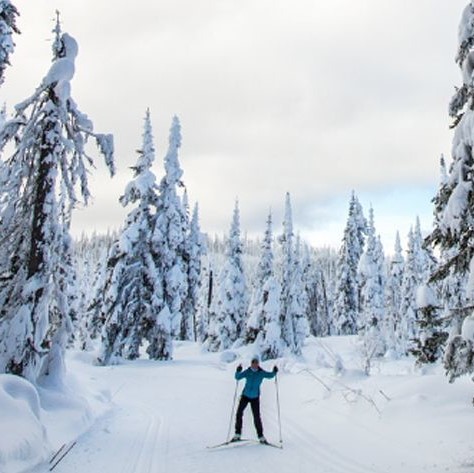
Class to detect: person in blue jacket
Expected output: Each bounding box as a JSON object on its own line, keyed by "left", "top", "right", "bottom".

{"left": 232, "top": 356, "right": 278, "bottom": 443}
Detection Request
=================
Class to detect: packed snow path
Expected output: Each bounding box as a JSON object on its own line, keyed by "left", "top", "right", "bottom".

{"left": 33, "top": 339, "right": 474, "bottom": 473}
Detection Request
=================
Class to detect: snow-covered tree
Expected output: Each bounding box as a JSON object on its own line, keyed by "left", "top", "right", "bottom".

{"left": 304, "top": 245, "right": 330, "bottom": 338}
{"left": 258, "top": 275, "right": 283, "bottom": 361}
{"left": 277, "top": 193, "right": 309, "bottom": 355}
{"left": 149, "top": 116, "right": 188, "bottom": 359}
{"left": 206, "top": 201, "right": 247, "bottom": 351}
{"left": 333, "top": 192, "right": 367, "bottom": 335}
{"left": 180, "top": 202, "right": 204, "bottom": 341}
{"left": 245, "top": 212, "right": 284, "bottom": 359}
{"left": 99, "top": 110, "right": 161, "bottom": 364}
{"left": 179, "top": 190, "right": 191, "bottom": 340}
{"left": 0, "top": 0, "right": 19, "bottom": 86}
{"left": 445, "top": 312, "right": 474, "bottom": 383}
{"left": 0, "top": 23, "right": 114, "bottom": 382}
{"left": 431, "top": 156, "right": 468, "bottom": 336}
{"left": 279, "top": 192, "right": 296, "bottom": 349}
{"left": 400, "top": 218, "right": 436, "bottom": 354}
{"left": 426, "top": 3, "right": 474, "bottom": 383}
{"left": 81, "top": 232, "right": 116, "bottom": 343}
{"left": 246, "top": 212, "right": 275, "bottom": 343}
{"left": 196, "top": 257, "right": 214, "bottom": 343}
{"left": 410, "top": 283, "right": 448, "bottom": 366}
{"left": 384, "top": 232, "right": 405, "bottom": 357}
{"left": 358, "top": 208, "right": 386, "bottom": 365}
{"left": 290, "top": 235, "right": 309, "bottom": 355}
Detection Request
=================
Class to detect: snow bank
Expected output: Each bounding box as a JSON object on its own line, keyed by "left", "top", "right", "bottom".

{"left": 0, "top": 348, "right": 112, "bottom": 473}
{"left": 37, "top": 350, "right": 112, "bottom": 449}
{"left": 0, "top": 375, "right": 49, "bottom": 473}
{"left": 220, "top": 350, "right": 238, "bottom": 363}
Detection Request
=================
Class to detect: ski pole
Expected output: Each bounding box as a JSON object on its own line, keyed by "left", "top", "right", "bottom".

{"left": 275, "top": 374, "right": 283, "bottom": 444}
{"left": 226, "top": 379, "right": 239, "bottom": 442}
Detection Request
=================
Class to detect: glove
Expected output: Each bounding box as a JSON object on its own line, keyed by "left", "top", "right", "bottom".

{"left": 236, "top": 365, "right": 243, "bottom": 373}
{"left": 273, "top": 366, "right": 279, "bottom": 373}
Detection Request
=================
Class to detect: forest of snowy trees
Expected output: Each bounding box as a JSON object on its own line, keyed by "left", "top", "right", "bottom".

{"left": 2, "top": 1, "right": 474, "bottom": 401}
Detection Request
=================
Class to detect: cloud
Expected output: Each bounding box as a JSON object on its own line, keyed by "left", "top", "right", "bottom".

{"left": 3, "top": 0, "right": 468, "bottom": 249}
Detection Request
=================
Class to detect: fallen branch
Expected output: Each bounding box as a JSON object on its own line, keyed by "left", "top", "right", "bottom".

{"left": 297, "top": 368, "right": 332, "bottom": 392}
{"left": 332, "top": 378, "right": 382, "bottom": 415}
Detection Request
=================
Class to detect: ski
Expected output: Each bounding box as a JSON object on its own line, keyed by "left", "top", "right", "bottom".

{"left": 207, "top": 438, "right": 252, "bottom": 449}
{"left": 208, "top": 438, "right": 283, "bottom": 450}
{"left": 259, "top": 440, "right": 283, "bottom": 449}
{"left": 49, "top": 441, "right": 77, "bottom": 471}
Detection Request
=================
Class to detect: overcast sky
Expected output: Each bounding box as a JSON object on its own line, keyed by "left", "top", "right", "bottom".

{"left": 2, "top": 1, "right": 468, "bottom": 251}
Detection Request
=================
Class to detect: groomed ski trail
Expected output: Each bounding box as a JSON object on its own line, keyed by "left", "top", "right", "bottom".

{"left": 29, "top": 342, "right": 474, "bottom": 473}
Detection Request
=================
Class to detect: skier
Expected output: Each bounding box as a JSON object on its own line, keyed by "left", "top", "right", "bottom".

{"left": 232, "top": 356, "right": 278, "bottom": 444}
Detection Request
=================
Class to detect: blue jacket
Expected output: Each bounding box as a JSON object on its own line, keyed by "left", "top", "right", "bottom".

{"left": 235, "top": 367, "right": 276, "bottom": 399}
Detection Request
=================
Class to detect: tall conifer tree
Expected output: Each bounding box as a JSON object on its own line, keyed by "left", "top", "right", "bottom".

{"left": 151, "top": 117, "right": 188, "bottom": 353}
{"left": 333, "top": 193, "right": 367, "bottom": 335}
{"left": 181, "top": 202, "right": 204, "bottom": 341}
{"left": 279, "top": 193, "right": 296, "bottom": 350}
{"left": 246, "top": 212, "right": 283, "bottom": 359}
{"left": 206, "top": 201, "right": 247, "bottom": 351}
{"left": 400, "top": 218, "right": 436, "bottom": 354}
{"left": 290, "top": 235, "right": 309, "bottom": 355}
{"left": 425, "top": 4, "right": 474, "bottom": 382}
{"left": 0, "top": 20, "right": 114, "bottom": 381}
{"left": 358, "top": 207, "right": 386, "bottom": 360}
{"left": 384, "top": 232, "right": 405, "bottom": 357}
{"left": 246, "top": 211, "right": 275, "bottom": 343}
{"left": 99, "top": 110, "right": 161, "bottom": 364}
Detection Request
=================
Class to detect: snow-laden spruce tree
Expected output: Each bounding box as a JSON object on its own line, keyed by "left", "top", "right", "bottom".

{"left": 410, "top": 283, "right": 448, "bottom": 366}
{"left": 399, "top": 218, "right": 436, "bottom": 354}
{"left": 206, "top": 201, "right": 247, "bottom": 351}
{"left": 195, "top": 255, "right": 213, "bottom": 343}
{"left": 56, "top": 189, "right": 79, "bottom": 350}
{"left": 74, "top": 236, "right": 94, "bottom": 350}
{"left": 277, "top": 193, "right": 309, "bottom": 355}
{"left": 425, "top": 3, "right": 474, "bottom": 384}
{"left": 0, "top": 21, "right": 114, "bottom": 382}
{"left": 180, "top": 201, "right": 204, "bottom": 341}
{"left": 258, "top": 275, "right": 283, "bottom": 361}
{"left": 289, "top": 235, "right": 309, "bottom": 355}
{"left": 179, "top": 190, "right": 191, "bottom": 340}
{"left": 83, "top": 232, "right": 116, "bottom": 342}
{"left": 245, "top": 212, "right": 283, "bottom": 359}
{"left": 279, "top": 192, "right": 296, "bottom": 350}
{"left": 149, "top": 116, "right": 188, "bottom": 358}
{"left": 431, "top": 156, "right": 467, "bottom": 336}
{"left": 246, "top": 212, "right": 275, "bottom": 343}
{"left": 358, "top": 208, "right": 386, "bottom": 368}
{"left": 0, "top": 0, "right": 19, "bottom": 86}
{"left": 99, "top": 110, "right": 162, "bottom": 364}
{"left": 304, "top": 245, "right": 330, "bottom": 338}
{"left": 333, "top": 192, "right": 367, "bottom": 335}
{"left": 384, "top": 232, "right": 405, "bottom": 357}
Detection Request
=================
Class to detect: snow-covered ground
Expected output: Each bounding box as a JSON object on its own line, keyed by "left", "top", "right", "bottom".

{"left": 3, "top": 335, "right": 474, "bottom": 473}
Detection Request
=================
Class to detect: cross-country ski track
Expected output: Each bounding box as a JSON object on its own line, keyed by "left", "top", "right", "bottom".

{"left": 28, "top": 338, "right": 474, "bottom": 473}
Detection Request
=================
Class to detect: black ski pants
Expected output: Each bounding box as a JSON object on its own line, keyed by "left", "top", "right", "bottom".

{"left": 235, "top": 395, "right": 263, "bottom": 437}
